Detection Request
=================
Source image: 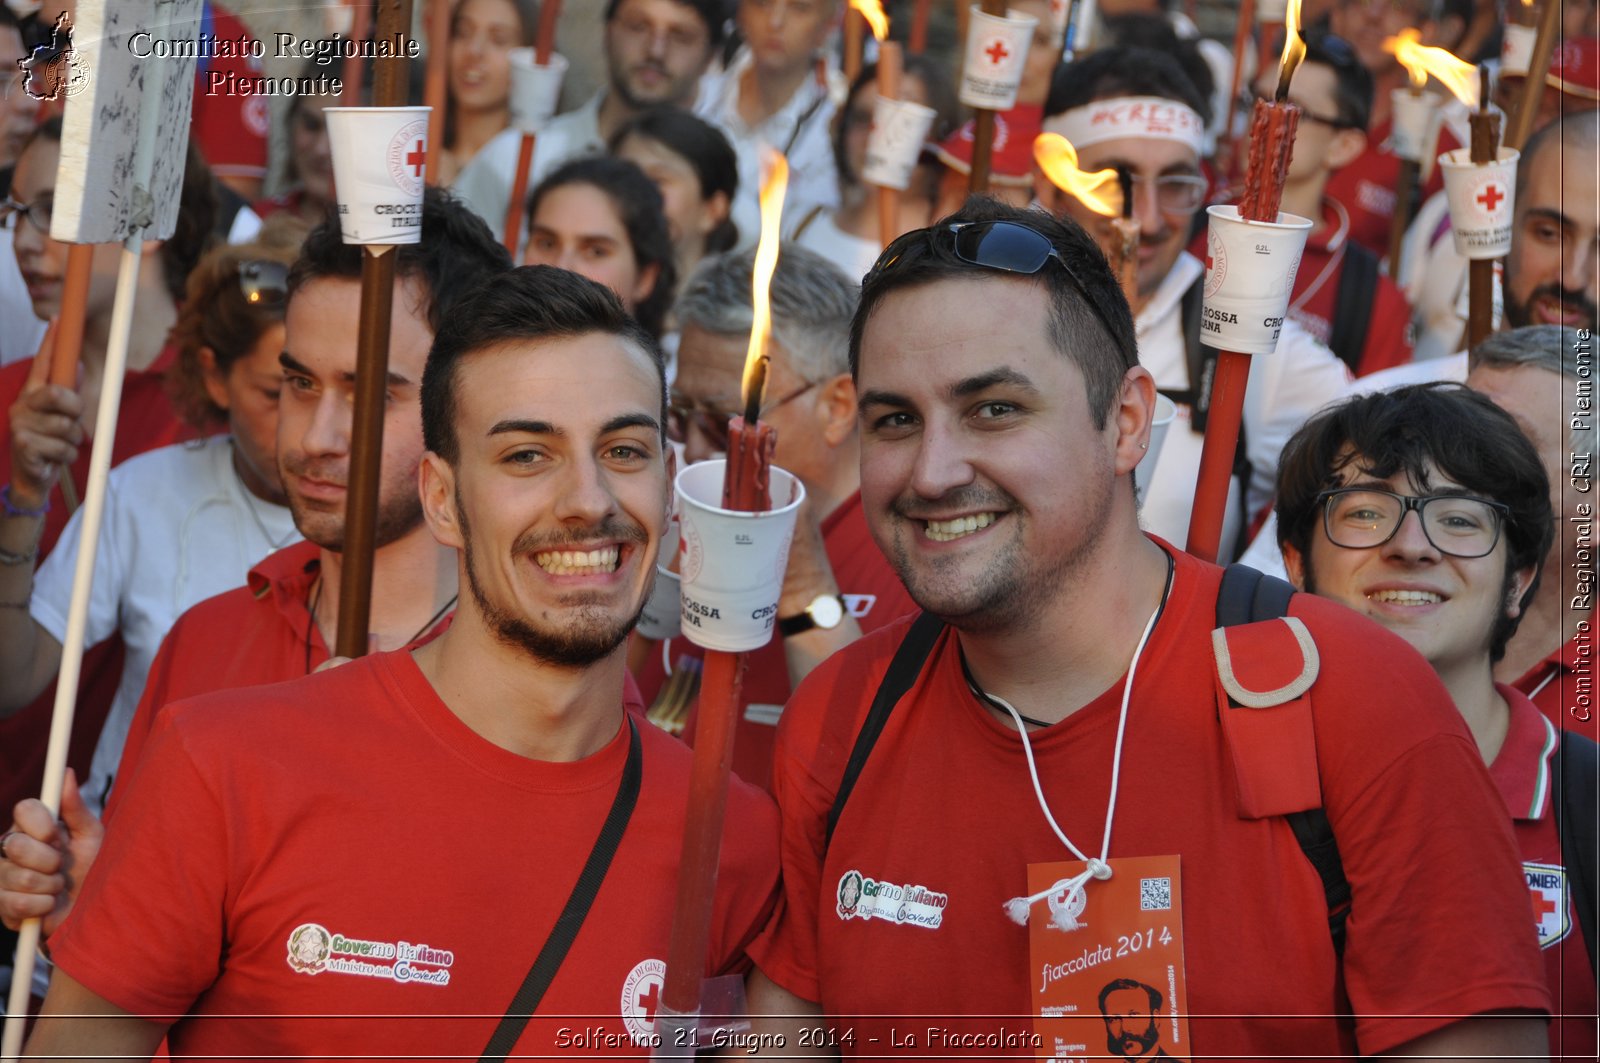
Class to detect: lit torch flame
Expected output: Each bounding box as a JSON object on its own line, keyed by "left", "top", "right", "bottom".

{"left": 1384, "top": 28, "right": 1479, "bottom": 105}
{"left": 1033, "top": 133, "right": 1122, "bottom": 217}
{"left": 850, "top": 0, "right": 890, "bottom": 42}
{"left": 1276, "top": 0, "right": 1306, "bottom": 99}
{"left": 743, "top": 151, "right": 790, "bottom": 411}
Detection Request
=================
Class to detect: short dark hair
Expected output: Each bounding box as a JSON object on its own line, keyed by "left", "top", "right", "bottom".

{"left": 1274, "top": 383, "right": 1554, "bottom": 662}
{"left": 1301, "top": 30, "right": 1373, "bottom": 131}
{"left": 609, "top": 105, "right": 741, "bottom": 254}
{"left": 287, "top": 186, "right": 511, "bottom": 335}
{"left": 1045, "top": 45, "right": 1212, "bottom": 127}
{"left": 1100, "top": 14, "right": 1216, "bottom": 108}
{"left": 528, "top": 154, "right": 678, "bottom": 340}
{"left": 850, "top": 198, "right": 1138, "bottom": 430}
{"left": 1099, "top": 978, "right": 1162, "bottom": 1016}
{"left": 422, "top": 265, "right": 666, "bottom": 464}
{"left": 603, "top": 0, "right": 727, "bottom": 47}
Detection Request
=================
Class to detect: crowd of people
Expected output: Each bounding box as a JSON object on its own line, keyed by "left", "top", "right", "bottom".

{"left": 0, "top": 0, "right": 1596, "bottom": 1057}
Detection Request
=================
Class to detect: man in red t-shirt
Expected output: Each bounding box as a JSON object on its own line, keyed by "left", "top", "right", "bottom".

{"left": 1274, "top": 382, "right": 1595, "bottom": 1058}
{"left": 21, "top": 266, "right": 779, "bottom": 1057}
{"left": 1323, "top": 0, "right": 1461, "bottom": 258}
{"left": 1467, "top": 326, "right": 1599, "bottom": 742}
{"left": 744, "top": 200, "right": 1549, "bottom": 1056}
{"left": 635, "top": 244, "right": 915, "bottom": 789}
{"left": 0, "top": 189, "right": 511, "bottom": 939}
{"left": 1252, "top": 30, "right": 1414, "bottom": 377}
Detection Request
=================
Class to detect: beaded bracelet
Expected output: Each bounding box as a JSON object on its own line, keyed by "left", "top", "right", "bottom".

{"left": 1, "top": 484, "right": 48, "bottom": 518}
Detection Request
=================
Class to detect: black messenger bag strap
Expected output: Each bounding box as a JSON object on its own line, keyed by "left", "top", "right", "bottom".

{"left": 824, "top": 612, "right": 946, "bottom": 851}
{"left": 479, "top": 716, "right": 644, "bottom": 1061}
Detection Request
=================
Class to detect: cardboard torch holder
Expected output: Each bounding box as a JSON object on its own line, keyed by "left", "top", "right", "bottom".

{"left": 324, "top": 106, "right": 431, "bottom": 244}
{"left": 959, "top": 5, "right": 1037, "bottom": 111}
{"left": 1201, "top": 205, "right": 1313, "bottom": 355}
{"left": 508, "top": 50, "right": 567, "bottom": 131}
{"left": 1439, "top": 146, "right": 1520, "bottom": 260}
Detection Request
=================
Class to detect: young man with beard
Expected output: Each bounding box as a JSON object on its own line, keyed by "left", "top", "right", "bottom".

{"left": 0, "top": 189, "right": 510, "bottom": 940}
{"left": 743, "top": 200, "right": 1548, "bottom": 1056}
{"left": 1274, "top": 383, "right": 1596, "bottom": 1058}
{"left": 21, "top": 265, "right": 778, "bottom": 1057}
{"left": 453, "top": 0, "right": 725, "bottom": 250}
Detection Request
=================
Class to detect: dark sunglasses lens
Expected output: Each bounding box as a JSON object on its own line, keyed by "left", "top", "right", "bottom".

{"left": 954, "top": 222, "right": 1052, "bottom": 274}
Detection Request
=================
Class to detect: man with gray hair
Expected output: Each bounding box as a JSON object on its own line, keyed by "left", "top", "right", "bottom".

{"left": 1469, "top": 325, "right": 1598, "bottom": 740}
{"left": 635, "top": 243, "right": 915, "bottom": 789}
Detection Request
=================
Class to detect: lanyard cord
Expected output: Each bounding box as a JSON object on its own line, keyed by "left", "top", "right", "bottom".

{"left": 974, "top": 552, "right": 1174, "bottom": 930}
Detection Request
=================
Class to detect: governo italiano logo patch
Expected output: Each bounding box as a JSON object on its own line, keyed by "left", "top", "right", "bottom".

{"left": 285, "top": 922, "right": 456, "bottom": 986}
{"left": 836, "top": 870, "right": 948, "bottom": 929}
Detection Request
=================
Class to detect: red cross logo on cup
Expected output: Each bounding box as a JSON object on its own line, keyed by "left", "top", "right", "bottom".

{"left": 1476, "top": 183, "right": 1504, "bottom": 212}
{"left": 407, "top": 140, "right": 426, "bottom": 178}
{"left": 985, "top": 38, "right": 1010, "bottom": 65}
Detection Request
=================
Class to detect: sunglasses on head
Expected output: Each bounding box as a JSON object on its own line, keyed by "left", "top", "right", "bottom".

{"left": 237, "top": 260, "right": 289, "bottom": 308}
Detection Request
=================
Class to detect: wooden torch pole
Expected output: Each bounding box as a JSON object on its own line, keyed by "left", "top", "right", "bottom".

{"left": 968, "top": 0, "right": 1008, "bottom": 195}
{"left": 1505, "top": 0, "right": 1561, "bottom": 152}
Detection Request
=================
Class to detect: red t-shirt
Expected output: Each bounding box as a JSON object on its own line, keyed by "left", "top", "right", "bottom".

{"left": 54, "top": 651, "right": 779, "bottom": 1056}
{"left": 1492, "top": 684, "right": 1598, "bottom": 1059}
{"left": 189, "top": 3, "right": 270, "bottom": 181}
{"left": 636, "top": 491, "right": 917, "bottom": 791}
{"left": 1288, "top": 198, "right": 1416, "bottom": 377}
{"left": 1516, "top": 634, "right": 1599, "bottom": 742}
{"left": 108, "top": 541, "right": 649, "bottom": 820}
{"left": 1324, "top": 117, "right": 1460, "bottom": 259}
{"left": 0, "top": 344, "right": 190, "bottom": 855}
{"left": 750, "top": 542, "right": 1549, "bottom": 1056}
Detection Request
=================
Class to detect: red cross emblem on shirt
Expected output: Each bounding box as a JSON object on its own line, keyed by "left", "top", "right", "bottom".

{"left": 1476, "top": 184, "right": 1504, "bottom": 212}
{"left": 406, "top": 140, "right": 426, "bottom": 177}
{"left": 1532, "top": 890, "right": 1559, "bottom": 922}
{"left": 637, "top": 980, "right": 661, "bottom": 1022}
{"left": 985, "top": 39, "right": 1010, "bottom": 64}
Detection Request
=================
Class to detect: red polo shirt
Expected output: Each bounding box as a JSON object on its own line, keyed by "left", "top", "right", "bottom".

{"left": 1324, "top": 116, "right": 1460, "bottom": 259}
{"left": 636, "top": 491, "right": 917, "bottom": 791}
{"left": 1288, "top": 198, "right": 1416, "bottom": 377}
{"left": 189, "top": 3, "right": 270, "bottom": 183}
{"left": 1491, "top": 685, "right": 1598, "bottom": 1059}
{"left": 1516, "top": 634, "right": 1599, "bottom": 742}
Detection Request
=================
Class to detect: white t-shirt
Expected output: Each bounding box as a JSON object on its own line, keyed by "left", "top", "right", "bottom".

{"left": 30, "top": 435, "right": 300, "bottom": 814}
{"left": 1135, "top": 251, "right": 1355, "bottom": 550}
{"left": 793, "top": 211, "right": 881, "bottom": 286}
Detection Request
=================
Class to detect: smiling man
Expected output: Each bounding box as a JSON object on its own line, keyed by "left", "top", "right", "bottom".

{"left": 744, "top": 200, "right": 1549, "bottom": 1057}
{"left": 1504, "top": 110, "right": 1600, "bottom": 331}
{"left": 23, "top": 266, "right": 778, "bottom": 1058}
{"left": 1275, "top": 382, "right": 1596, "bottom": 1058}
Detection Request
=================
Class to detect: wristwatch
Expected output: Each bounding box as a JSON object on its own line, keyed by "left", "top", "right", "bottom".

{"left": 778, "top": 593, "right": 846, "bottom": 637}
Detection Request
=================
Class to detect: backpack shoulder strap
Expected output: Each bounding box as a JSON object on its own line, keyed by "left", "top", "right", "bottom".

{"left": 825, "top": 612, "right": 946, "bottom": 851}
{"left": 1557, "top": 729, "right": 1600, "bottom": 979}
{"left": 1215, "top": 564, "right": 1350, "bottom": 956}
{"left": 1327, "top": 242, "right": 1379, "bottom": 375}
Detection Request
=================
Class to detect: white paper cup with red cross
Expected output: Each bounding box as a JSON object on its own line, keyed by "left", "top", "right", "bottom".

{"left": 508, "top": 50, "right": 568, "bottom": 130}
{"left": 1501, "top": 23, "right": 1537, "bottom": 78}
{"left": 323, "top": 106, "right": 431, "bottom": 245}
{"left": 863, "top": 96, "right": 939, "bottom": 191}
{"left": 1201, "top": 205, "right": 1314, "bottom": 355}
{"left": 1135, "top": 394, "right": 1177, "bottom": 507}
{"left": 636, "top": 518, "right": 682, "bottom": 641}
{"left": 1389, "top": 88, "right": 1439, "bottom": 162}
{"left": 959, "top": 6, "right": 1037, "bottom": 111}
{"left": 1440, "top": 147, "right": 1520, "bottom": 260}
{"left": 675, "top": 461, "right": 806, "bottom": 653}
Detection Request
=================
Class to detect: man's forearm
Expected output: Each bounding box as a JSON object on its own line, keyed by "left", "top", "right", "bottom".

{"left": 1379, "top": 1014, "right": 1549, "bottom": 1060}
{"left": 24, "top": 969, "right": 169, "bottom": 1061}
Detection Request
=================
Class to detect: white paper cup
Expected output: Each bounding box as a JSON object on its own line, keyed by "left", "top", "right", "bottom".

{"left": 1440, "top": 147, "right": 1520, "bottom": 260}
{"left": 863, "top": 96, "right": 938, "bottom": 190}
{"left": 1201, "top": 205, "right": 1314, "bottom": 355}
{"left": 675, "top": 461, "right": 806, "bottom": 653}
{"left": 1389, "top": 88, "right": 1438, "bottom": 162}
{"left": 324, "top": 106, "right": 431, "bottom": 245}
{"left": 959, "top": 6, "right": 1037, "bottom": 111}
{"left": 508, "top": 50, "right": 567, "bottom": 131}
{"left": 636, "top": 520, "right": 681, "bottom": 640}
{"left": 1136, "top": 394, "right": 1177, "bottom": 507}
{"left": 1501, "top": 23, "right": 1537, "bottom": 78}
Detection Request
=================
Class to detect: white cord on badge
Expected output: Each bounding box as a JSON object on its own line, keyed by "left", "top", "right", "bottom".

{"left": 988, "top": 561, "right": 1170, "bottom": 931}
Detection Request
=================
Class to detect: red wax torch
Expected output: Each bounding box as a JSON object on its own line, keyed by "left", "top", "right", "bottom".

{"left": 656, "top": 153, "right": 789, "bottom": 1053}
{"left": 501, "top": 0, "right": 561, "bottom": 253}
{"left": 1185, "top": 0, "right": 1304, "bottom": 564}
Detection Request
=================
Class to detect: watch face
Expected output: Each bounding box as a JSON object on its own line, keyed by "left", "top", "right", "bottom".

{"left": 811, "top": 594, "right": 845, "bottom": 629}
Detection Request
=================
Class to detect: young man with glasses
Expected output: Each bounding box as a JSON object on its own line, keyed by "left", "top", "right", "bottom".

{"left": 637, "top": 244, "right": 915, "bottom": 789}
{"left": 1275, "top": 382, "right": 1595, "bottom": 1058}
{"left": 1034, "top": 46, "right": 1352, "bottom": 552}
{"left": 743, "top": 200, "right": 1548, "bottom": 1056}
{"left": 1251, "top": 30, "right": 1415, "bottom": 377}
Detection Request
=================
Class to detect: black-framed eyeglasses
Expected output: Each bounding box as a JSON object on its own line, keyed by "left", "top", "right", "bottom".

{"left": 237, "top": 260, "right": 289, "bottom": 308}
{"left": 1317, "top": 488, "right": 1511, "bottom": 559}
{"left": 867, "top": 219, "right": 1126, "bottom": 346}
{"left": 667, "top": 381, "right": 817, "bottom": 450}
{"left": 1250, "top": 88, "right": 1359, "bottom": 131}
{"left": 0, "top": 194, "right": 51, "bottom": 234}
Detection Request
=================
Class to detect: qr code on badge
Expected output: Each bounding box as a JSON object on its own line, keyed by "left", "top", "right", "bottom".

{"left": 1139, "top": 877, "right": 1172, "bottom": 911}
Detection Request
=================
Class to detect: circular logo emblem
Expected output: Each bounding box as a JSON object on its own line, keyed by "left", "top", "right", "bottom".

{"left": 620, "top": 958, "right": 667, "bottom": 1044}
{"left": 837, "top": 870, "right": 864, "bottom": 917}
{"left": 1046, "top": 882, "right": 1087, "bottom": 926}
{"left": 243, "top": 95, "right": 272, "bottom": 139}
{"left": 385, "top": 119, "right": 429, "bottom": 198}
{"left": 1203, "top": 229, "right": 1227, "bottom": 298}
{"left": 285, "top": 922, "right": 331, "bottom": 975}
{"left": 678, "top": 518, "right": 703, "bottom": 585}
